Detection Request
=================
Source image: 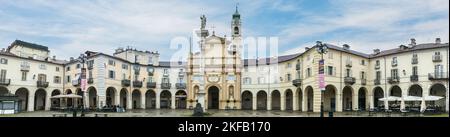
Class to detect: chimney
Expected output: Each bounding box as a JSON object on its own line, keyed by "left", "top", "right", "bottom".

{"left": 342, "top": 44, "right": 350, "bottom": 50}
{"left": 52, "top": 56, "right": 56, "bottom": 60}
{"left": 410, "top": 38, "right": 416, "bottom": 46}
{"left": 435, "top": 38, "right": 441, "bottom": 44}
{"left": 70, "top": 57, "right": 74, "bottom": 61}
{"left": 305, "top": 47, "right": 310, "bottom": 51}
{"left": 373, "top": 49, "right": 380, "bottom": 54}
{"left": 1, "top": 48, "right": 4, "bottom": 52}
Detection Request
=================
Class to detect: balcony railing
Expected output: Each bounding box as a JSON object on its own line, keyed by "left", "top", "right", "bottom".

{"left": 292, "top": 79, "right": 301, "bottom": 87}
{"left": 121, "top": 79, "right": 131, "bottom": 87}
{"left": 346, "top": 61, "right": 352, "bottom": 67}
{"left": 88, "top": 78, "right": 94, "bottom": 84}
{"left": 388, "top": 77, "right": 400, "bottom": 84}
{"left": 410, "top": 75, "right": 418, "bottom": 82}
{"left": 21, "top": 65, "right": 30, "bottom": 71}
{"left": 0, "top": 79, "right": 11, "bottom": 86}
{"left": 176, "top": 83, "right": 186, "bottom": 89}
{"left": 72, "top": 79, "right": 80, "bottom": 86}
{"left": 146, "top": 82, "right": 156, "bottom": 88}
{"left": 87, "top": 65, "right": 93, "bottom": 70}
{"left": 37, "top": 81, "right": 49, "bottom": 88}
{"left": 344, "top": 77, "right": 356, "bottom": 85}
{"left": 148, "top": 72, "right": 154, "bottom": 76}
{"left": 374, "top": 79, "right": 381, "bottom": 85}
{"left": 432, "top": 55, "right": 442, "bottom": 62}
{"left": 361, "top": 79, "right": 367, "bottom": 85}
{"left": 163, "top": 73, "right": 169, "bottom": 77}
{"left": 133, "top": 81, "right": 143, "bottom": 88}
{"left": 375, "top": 65, "right": 380, "bottom": 70}
{"left": 391, "top": 61, "right": 397, "bottom": 67}
{"left": 295, "top": 64, "right": 300, "bottom": 70}
{"left": 428, "top": 72, "right": 448, "bottom": 80}
{"left": 161, "top": 83, "right": 171, "bottom": 89}
{"left": 411, "top": 58, "right": 418, "bottom": 64}
{"left": 178, "top": 72, "right": 185, "bottom": 77}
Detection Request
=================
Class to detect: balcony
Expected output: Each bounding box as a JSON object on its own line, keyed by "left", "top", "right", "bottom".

{"left": 176, "top": 83, "right": 186, "bottom": 89}
{"left": 163, "top": 73, "right": 169, "bottom": 77}
{"left": 133, "top": 81, "right": 143, "bottom": 88}
{"left": 361, "top": 79, "right": 367, "bottom": 85}
{"left": 21, "top": 65, "right": 30, "bottom": 71}
{"left": 178, "top": 72, "right": 185, "bottom": 77}
{"left": 375, "top": 65, "right": 380, "bottom": 70}
{"left": 344, "top": 77, "right": 356, "bottom": 85}
{"left": 72, "top": 79, "right": 80, "bottom": 86}
{"left": 161, "top": 83, "right": 171, "bottom": 89}
{"left": 411, "top": 58, "right": 418, "bottom": 64}
{"left": 87, "top": 65, "right": 93, "bottom": 70}
{"left": 146, "top": 82, "right": 156, "bottom": 88}
{"left": 432, "top": 55, "right": 442, "bottom": 62}
{"left": 410, "top": 75, "right": 419, "bottom": 82}
{"left": 121, "top": 79, "right": 131, "bottom": 87}
{"left": 148, "top": 72, "right": 154, "bottom": 76}
{"left": 391, "top": 61, "right": 397, "bottom": 67}
{"left": 37, "top": 81, "right": 49, "bottom": 88}
{"left": 292, "top": 79, "right": 301, "bottom": 87}
{"left": 346, "top": 61, "right": 352, "bottom": 67}
{"left": 388, "top": 77, "right": 400, "bottom": 84}
{"left": 0, "top": 79, "right": 11, "bottom": 86}
{"left": 428, "top": 72, "right": 448, "bottom": 80}
{"left": 88, "top": 78, "right": 94, "bottom": 84}
{"left": 374, "top": 79, "right": 381, "bottom": 85}
{"left": 295, "top": 64, "right": 300, "bottom": 70}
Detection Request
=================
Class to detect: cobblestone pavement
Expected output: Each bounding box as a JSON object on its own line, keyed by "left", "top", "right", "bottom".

{"left": 2, "top": 109, "right": 448, "bottom": 117}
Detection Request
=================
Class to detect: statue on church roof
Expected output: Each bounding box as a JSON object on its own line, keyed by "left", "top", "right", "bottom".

{"left": 200, "top": 15, "right": 206, "bottom": 30}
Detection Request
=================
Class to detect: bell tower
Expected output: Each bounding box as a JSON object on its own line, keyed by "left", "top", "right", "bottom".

{"left": 231, "top": 5, "right": 241, "bottom": 37}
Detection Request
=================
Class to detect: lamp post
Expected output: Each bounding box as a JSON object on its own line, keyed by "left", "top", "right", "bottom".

{"left": 315, "top": 41, "right": 328, "bottom": 117}
{"left": 78, "top": 53, "right": 87, "bottom": 117}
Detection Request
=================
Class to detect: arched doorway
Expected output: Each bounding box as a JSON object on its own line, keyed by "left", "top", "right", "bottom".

{"left": 132, "top": 90, "right": 141, "bottom": 109}
{"left": 119, "top": 88, "right": 128, "bottom": 108}
{"left": 342, "top": 86, "right": 353, "bottom": 111}
{"left": 324, "top": 85, "right": 336, "bottom": 112}
{"left": 305, "top": 86, "right": 314, "bottom": 112}
{"left": 15, "top": 88, "right": 29, "bottom": 111}
{"left": 285, "top": 89, "right": 293, "bottom": 110}
{"left": 389, "top": 86, "right": 402, "bottom": 109}
{"left": 51, "top": 90, "right": 61, "bottom": 109}
{"left": 106, "top": 87, "right": 116, "bottom": 106}
{"left": 145, "top": 90, "right": 156, "bottom": 109}
{"left": 160, "top": 90, "right": 171, "bottom": 109}
{"left": 88, "top": 87, "right": 97, "bottom": 108}
{"left": 429, "top": 83, "right": 447, "bottom": 112}
{"left": 271, "top": 90, "right": 280, "bottom": 110}
{"left": 408, "top": 84, "right": 423, "bottom": 110}
{"left": 257, "top": 90, "right": 267, "bottom": 110}
{"left": 76, "top": 88, "right": 83, "bottom": 107}
{"left": 34, "top": 89, "right": 46, "bottom": 111}
{"left": 241, "top": 91, "right": 252, "bottom": 110}
{"left": 373, "top": 87, "right": 384, "bottom": 109}
{"left": 65, "top": 89, "right": 73, "bottom": 107}
{"left": 358, "top": 87, "right": 367, "bottom": 111}
{"left": 208, "top": 86, "right": 220, "bottom": 109}
{"left": 0, "top": 86, "right": 8, "bottom": 95}
{"left": 176, "top": 90, "right": 187, "bottom": 109}
{"left": 297, "top": 88, "right": 303, "bottom": 111}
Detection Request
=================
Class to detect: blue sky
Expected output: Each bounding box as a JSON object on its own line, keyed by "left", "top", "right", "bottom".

{"left": 0, "top": 0, "right": 448, "bottom": 61}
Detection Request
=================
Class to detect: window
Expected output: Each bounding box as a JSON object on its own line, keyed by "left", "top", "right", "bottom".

{"left": 37, "top": 74, "right": 46, "bottom": 82}
{"left": 346, "top": 69, "right": 351, "bottom": 77}
{"left": 243, "top": 77, "right": 251, "bottom": 84}
{"left": 392, "top": 57, "right": 397, "bottom": 66}
{"left": 108, "top": 60, "right": 115, "bottom": 66}
{"left": 376, "top": 71, "right": 381, "bottom": 80}
{"left": 66, "top": 66, "right": 70, "bottom": 71}
{"left": 376, "top": 60, "right": 380, "bottom": 66}
{"left": 66, "top": 75, "right": 71, "bottom": 83}
{"left": 76, "top": 64, "right": 81, "bottom": 69}
{"left": 286, "top": 74, "right": 291, "bottom": 81}
{"left": 286, "top": 63, "right": 291, "bottom": 68}
{"left": 122, "top": 73, "right": 127, "bottom": 80}
{"left": 0, "top": 58, "right": 7, "bottom": 64}
{"left": 108, "top": 70, "right": 115, "bottom": 79}
{"left": 391, "top": 69, "right": 398, "bottom": 78}
{"left": 412, "top": 66, "right": 418, "bottom": 76}
{"left": 361, "top": 71, "right": 365, "bottom": 79}
{"left": 162, "top": 77, "right": 170, "bottom": 83}
{"left": 39, "top": 64, "right": 46, "bottom": 70}
{"left": 56, "top": 67, "right": 60, "bottom": 72}
{"left": 88, "top": 70, "right": 93, "bottom": 79}
{"left": 0, "top": 69, "right": 6, "bottom": 80}
{"left": 307, "top": 55, "right": 310, "bottom": 61}
{"left": 361, "top": 60, "right": 365, "bottom": 65}
{"left": 148, "top": 76, "right": 154, "bottom": 82}
{"left": 307, "top": 68, "right": 311, "bottom": 77}
{"left": 327, "top": 66, "right": 333, "bottom": 76}
{"left": 134, "top": 75, "right": 139, "bottom": 81}
{"left": 435, "top": 52, "right": 441, "bottom": 55}
{"left": 135, "top": 55, "right": 139, "bottom": 63}
{"left": 435, "top": 64, "right": 443, "bottom": 74}
{"left": 258, "top": 77, "right": 265, "bottom": 84}
{"left": 148, "top": 56, "right": 153, "bottom": 64}
{"left": 87, "top": 60, "right": 94, "bottom": 68}
{"left": 54, "top": 76, "right": 61, "bottom": 84}
{"left": 328, "top": 52, "right": 333, "bottom": 59}
{"left": 163, "top": 69, "right": 169, "bottom": 75}
{"left": 122, "top": 64, "right": 128, "bottom": 70}
{"left": 21, "top": 71, "right": 27, "bottom": 81}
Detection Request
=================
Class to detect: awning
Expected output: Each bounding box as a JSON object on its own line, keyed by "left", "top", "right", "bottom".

{"left": 424, "top": 95, "right": 444, "bottom": 101}
{"left": 378, "top": 96, "right": 401, "bottom": 101}
{"left": 403, "top": 96, "right": 422, "bottom": 101}
{"left": 51, "top": 94, "right": 82, "bottom": 99}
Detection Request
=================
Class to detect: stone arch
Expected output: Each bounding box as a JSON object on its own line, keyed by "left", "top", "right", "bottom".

{"left": 175, "top": 90, "right": 187, "bottom": 109}
{"left": 34, "top": 88, "right": 47, "bottom": 111}
{"left": 145, "top": 90, "right": 156, "bottom": 109}
{"left": 88, "top": 86, "right": 97, "bottom": 108}
{"left": 305, "top": 86, "right": 314, "bottom": 112}
{"left": 106, "top": 87, "right": 117, "bottom": 106}
{"left": 50, "top": 89, "right": 61, "bottom": 109}
{"left": 296, "top": 88, "right": 303, "bottom": 111}
{"left": 132, "top": 89, "right": 141, "bottom": 109}
{"left": 119, "top": 88, "right": 128, "bottom": 108}
{"left": 257, "top": 90, "right": 267, "bottom": 110}
{"left": 342, "top": 86, "right": 353, "bottom": 111}
{"left": 358, "top": 87, "right": 368, "bottom": 111}
{"left": 15, "top": 88, "right": 29, "bottom": 112}
{"left": 271, "top": 90, "right": 280, "bottom": 110}
{"left": 324, "top": 85, "right": 337, "bottom": 112}
{"left": 160, "top": 90, "right": 172, "bottom": 109}
{"left": 285, "top": 89, "right": 293, "bottom": 110}
{"left": 241, "top": 90, "right": 252, "bottom": 110}
{"left": 429, "top": 83, "right": 447, "bottom": 112}
{"left": 372, "top": 86, "right": 384, "bottom": 109}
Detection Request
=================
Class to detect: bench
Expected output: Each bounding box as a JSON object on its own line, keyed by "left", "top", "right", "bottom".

{"left": 52, "top": 114, "right": 68, "bottom": 117}
{"left": 94, "top": 113, "right": 108, "bottom": 117}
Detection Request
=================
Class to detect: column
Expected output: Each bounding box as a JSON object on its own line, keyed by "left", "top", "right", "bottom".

{"left": 400, "top": 91, "right": 406, "bottom": 110}
{"left": 156, "top": 90, "right": 161, "bottom": 109}
{"left": 115, "top": 92, "right": 120, "bottom": 106}
{"left": 126, "top": 91, "right": 132, "bottom": 109}
{"left": 353, "top": 92, "right": 358, "bottom": 110}
{"left": 267, "top": 95, "right": 272, "bottom": 110}
{"left": 293, "top": 93, "right": 299, "bottom": 111}
{"left": 28, "top": 93, "right": 35, "bottom": 112}
{"left": 171, "top": 91, "right": 176, "bottom": 109}
{"left": 446, "top": 86, "right": 449, "bottom": 112}
{"left": 252, "top": 95, "right": 257, "bottom": 110}
{"left": 302, "top": 92, "right": 307, "bottom": 112}
{"left": 84, "top": 91, "right": 89, "bottom": 109}
{"left": 45, "top": 92, "right": 51, "bottom": 110}
{"left": 336, "top": 92, "right": 342, "bottom": 112}
{"left": 369, "top": 94, "right": 374, "bottom": 110}
{"left": 141, "top": 92, "right": 146, "bottom": 109}
{"left": 98, "top": 96, "right": 106, "bottom": 108}
{"left": 421, "top": 91, "right": 428, "bottom": 112}
{"left": 280, "top": 95, "right": 286, "bottom": 111}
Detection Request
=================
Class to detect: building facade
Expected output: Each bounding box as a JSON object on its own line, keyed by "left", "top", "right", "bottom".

{"left": 0, "top": 9, "right": 448, "bottom": 113}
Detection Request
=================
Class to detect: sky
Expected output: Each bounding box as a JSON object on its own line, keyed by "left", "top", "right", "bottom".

{"left": 0, "top": 0, "right": 448, "bottom": 61}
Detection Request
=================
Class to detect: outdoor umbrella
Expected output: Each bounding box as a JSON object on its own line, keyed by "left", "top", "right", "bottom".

{"left": 378, "top": 96, "right": 401, "bottom": 101}
{"left": 403, "top": 96, "right": 422, "bottom": 101}
{"left": 424, "top": 95, "right": 444, "bottom": 101}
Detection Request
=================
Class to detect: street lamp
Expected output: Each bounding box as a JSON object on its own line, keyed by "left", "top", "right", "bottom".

{"left": 78, "top": 53, "right": 87, "bottom": 117}
{"left": 315, "top": 41, "right": 328, "bottom": 117}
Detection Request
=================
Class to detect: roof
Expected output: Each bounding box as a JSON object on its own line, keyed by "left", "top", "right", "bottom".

{"left": 8, "top": 40, "right": 49, "bottom": 52}
{"left": 0, "top": 50, "right": 68, "bottom": 65}
{"left": 369, "top": 43, "right": 449, "bottom": 58}
{"left": 243, "top": 53, "right": 302, "bottom": 66}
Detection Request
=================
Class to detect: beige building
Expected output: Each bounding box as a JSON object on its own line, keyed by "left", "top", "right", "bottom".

{"left": 0, "top": 10, "right": 448, "bottom": 113}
